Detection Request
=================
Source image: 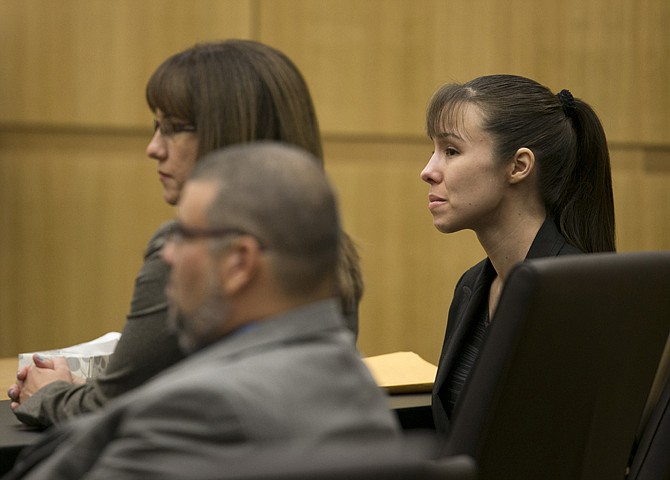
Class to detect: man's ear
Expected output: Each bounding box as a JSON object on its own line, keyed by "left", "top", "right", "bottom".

{"left": 218, "top": 237, "right": 262, "bottom": 295}
{"left": 508, "top": 147, "right": 535, "bottom": 184}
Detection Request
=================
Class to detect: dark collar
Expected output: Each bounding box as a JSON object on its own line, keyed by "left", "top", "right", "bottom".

{"left": 526, "top": 218, "right": 579, "bottom": 259}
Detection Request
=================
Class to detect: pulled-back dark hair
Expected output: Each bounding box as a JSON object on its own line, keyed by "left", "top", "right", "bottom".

{"left": 427, "top": 74, "right": 615, "bottom": 253}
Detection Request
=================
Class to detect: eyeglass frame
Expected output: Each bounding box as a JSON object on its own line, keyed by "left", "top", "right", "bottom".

{"left": 165, "top": 222, "right": 265, "bottom": 249}
{"left": 152, "top": 118, "right": 197, "bottom": 137}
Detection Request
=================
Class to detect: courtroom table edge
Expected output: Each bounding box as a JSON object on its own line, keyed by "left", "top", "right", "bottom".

{"left": 388, "top": 392, "right": 434, "bottom": 431}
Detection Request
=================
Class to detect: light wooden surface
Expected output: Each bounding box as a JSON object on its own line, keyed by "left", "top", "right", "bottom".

{"left": 0, "top": 357, "right": 18, "bottom": 394}
{"left": 1, "top": 0, "right": 669, "bottom": 364}
{"left": 0, "top": 353, "right": 435, "bottom": 395}
{"left": 363, "top": 351, "right": 437, "bottom": 393}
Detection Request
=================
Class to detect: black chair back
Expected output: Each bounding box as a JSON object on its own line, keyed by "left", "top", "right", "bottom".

{"left": 443, "top": 251, "right": 670, "bottom": 479}
{"left": 628, "top": 341, "right": 670, "bottom": 480}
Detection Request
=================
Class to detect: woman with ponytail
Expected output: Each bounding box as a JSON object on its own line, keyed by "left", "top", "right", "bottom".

{"left": 420, "top": 74, "right": 615, "bottom": 434}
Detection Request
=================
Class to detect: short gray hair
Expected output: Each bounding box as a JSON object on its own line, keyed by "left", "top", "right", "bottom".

{"left": 190, "top": 141, "right": 340, "bottom": 297}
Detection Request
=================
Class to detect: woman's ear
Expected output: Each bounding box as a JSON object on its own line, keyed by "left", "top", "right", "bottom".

{"left": 218, "top": 237, "right": 262, "bottom": 295}
{"left": 508, "top": 147, "right": 535, "bottom": 184}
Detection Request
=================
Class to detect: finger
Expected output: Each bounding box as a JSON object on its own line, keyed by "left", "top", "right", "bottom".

{"left": 7, "top": 385, "right": 18, "bottom": 401}
{"left": 10, "top": 401, "right": 20, "bottom": 410}
{"left": 33, "top": 353, "right": 55, "bottom": 369}
{"left": 51, "top": 357, "right": 71, "bottom": 371}
{"left": 16, "top": 366, "right": 29, "bottom": 382}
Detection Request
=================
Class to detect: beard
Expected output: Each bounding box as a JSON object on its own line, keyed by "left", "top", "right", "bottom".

{"left": 167, "top": 267, "right": 231, "bottom": 354}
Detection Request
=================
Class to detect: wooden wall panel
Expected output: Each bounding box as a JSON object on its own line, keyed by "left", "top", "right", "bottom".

{"left": 639, "top": 151, "right": 670, "bottom": 249}
{"left": 0, "top": 130, "right": 174, "bottom": 355}
{"left": 1, "top": 0, "right": 669, "bottom": 363}
{"left": 611, "top": 149, "right": 647, "bottom": 251}
{"left": 257, "top": 0, "right": 441, "bottom": 138}
{"left": 611, "top": 148, "right": 670, "bottom": 252}
{"left": 259, "top": 0, "right": 670, "bottom": 144}
{"left": 0, "top": 0, "right": 254, "bottom": 128}
{"left": 2, "top": 133, "right": 669, "bottom": 362}
{"left": 431, "top": 0, "right": 670, "bottom": 145}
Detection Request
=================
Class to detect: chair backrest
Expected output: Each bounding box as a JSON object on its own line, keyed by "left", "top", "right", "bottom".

{"left": 627, "top": 340, "right": 670, "bottom": 480}
{"left": 443, "top": 251, "right": 670, "bottom": 480}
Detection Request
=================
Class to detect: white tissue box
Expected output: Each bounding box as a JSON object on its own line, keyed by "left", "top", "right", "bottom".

{"left": 18, "top": 332, "right": 121, "bottom": 379}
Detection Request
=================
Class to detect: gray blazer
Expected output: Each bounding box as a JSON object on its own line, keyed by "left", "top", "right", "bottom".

{"left": 9, "top": 300, "right": 400, "bottom": 480}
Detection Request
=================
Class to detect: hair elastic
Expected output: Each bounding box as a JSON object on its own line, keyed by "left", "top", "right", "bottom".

{"left": 557, "top": 89, "right": 576, "bottom": 117}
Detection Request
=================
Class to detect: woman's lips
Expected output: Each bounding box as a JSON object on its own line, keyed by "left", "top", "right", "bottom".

{"left": 428, "top": 194, "right": 446, "bottom": 211}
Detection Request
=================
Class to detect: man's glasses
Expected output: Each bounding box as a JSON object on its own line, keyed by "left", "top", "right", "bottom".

{"left": 166, "top": 222, "right": 264, "bottom": 249}
{"left": 153, "top": 119, "right": 197, "bottom": 137}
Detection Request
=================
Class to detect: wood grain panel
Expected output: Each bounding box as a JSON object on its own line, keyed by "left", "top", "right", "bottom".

{"left": 1, "top": 0, "right": 669, "bottom": 363}
{"left": 0, "top": 0, "right": 253, "bottom": 128}
{"left": 0, "top": 129, "right": 174, "bottom": 356}
{"left": 640, "top": 150, "right": 670, "bottom": 250}
{"left": 1, "top": 129, "right": 669, "bottom": 362}
{"left": 611, "top": 148, "right": 670, "bottom": 252}
{"left": 259, "top": 0, "right": 669, "bottom": 143}
{"left": 257, "top": 0, "right": 442, "bottom": 138}
{"left": 1, "top": 0, "right": 667, "bottom": 140}
{"left": 611, "top": 149, "right": 646, "bottom": 252}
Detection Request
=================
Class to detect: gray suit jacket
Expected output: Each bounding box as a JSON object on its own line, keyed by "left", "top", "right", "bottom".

{"left": 9, "top": 300, "right": 400, "bottom": 480}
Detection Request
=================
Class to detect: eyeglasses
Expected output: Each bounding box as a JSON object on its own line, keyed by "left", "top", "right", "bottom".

{"left": 153, "top": 119, "right": 197, "bottom": 137}
{"left": 166, "top": 222, "right": 265, "bottom": 249}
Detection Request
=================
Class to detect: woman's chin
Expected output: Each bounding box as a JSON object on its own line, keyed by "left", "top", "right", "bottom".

{"left": 163, "top": 190, "right": 180, "bottom": 206}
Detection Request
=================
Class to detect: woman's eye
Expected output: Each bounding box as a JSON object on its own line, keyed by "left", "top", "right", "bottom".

{"left": 445, "top": 147, "right": 459, "bottom": 156}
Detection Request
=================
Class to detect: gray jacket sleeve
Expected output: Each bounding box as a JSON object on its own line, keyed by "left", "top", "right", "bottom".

{"left": 13, "top": 222, "right": 185, "bottom": 428}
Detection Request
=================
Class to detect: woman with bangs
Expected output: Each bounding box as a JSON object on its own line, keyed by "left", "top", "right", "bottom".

{"left": 420, "top": 74, "right": 616, "bottom": 434}
{"left": 9, "top": 39, "right": 363, "bottom": 427}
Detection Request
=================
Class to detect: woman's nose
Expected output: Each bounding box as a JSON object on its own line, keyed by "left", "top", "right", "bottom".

{"left": 146, "top": 129, "right": 167, "bottom": 161}
{"left": 420, "top": 154, "right": 440, "bottom": 184}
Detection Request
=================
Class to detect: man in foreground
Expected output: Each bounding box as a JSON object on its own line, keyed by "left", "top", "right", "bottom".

{"left": 6, "top": 142, "right": 400, "bottom": 479}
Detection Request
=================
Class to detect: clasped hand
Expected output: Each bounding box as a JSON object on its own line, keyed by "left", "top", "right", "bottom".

{"left": 6, "top": 354, "right": 82, "bottom": 410}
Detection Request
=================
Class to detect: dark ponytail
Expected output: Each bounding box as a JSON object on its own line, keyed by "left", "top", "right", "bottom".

{"left": 558, "top": 98, "right": 616, "bottom": 252}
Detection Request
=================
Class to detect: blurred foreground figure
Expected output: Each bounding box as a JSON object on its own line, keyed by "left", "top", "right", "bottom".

{"left": 5, "top": 143, "right": 399, "bottom": 480}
